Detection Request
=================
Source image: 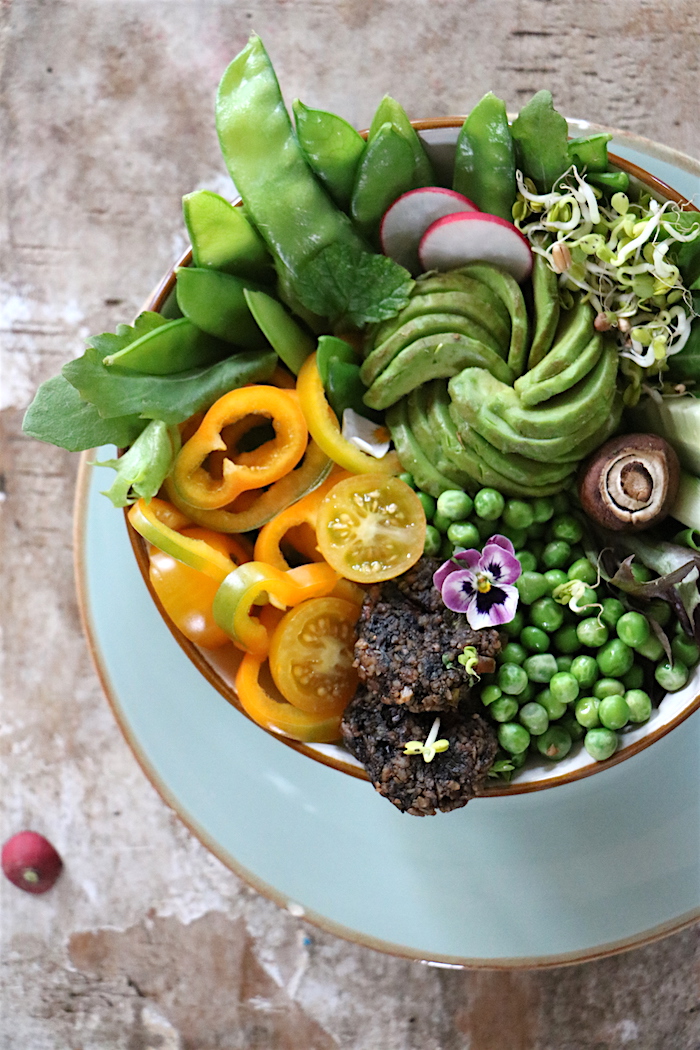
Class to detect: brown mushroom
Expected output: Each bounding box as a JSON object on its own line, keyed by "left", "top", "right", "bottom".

{"left": 578, "top": 433, "right": 680, "bottom": 532}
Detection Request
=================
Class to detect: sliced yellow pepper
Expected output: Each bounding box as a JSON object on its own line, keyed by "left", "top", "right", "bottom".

{"left": 212, "top": 560, "right": 339, "bottom": 658}
{"left": 253, "top": 471, "right": 350, "bottom": 570}
{"left": 296, "top": 352, "right": 401, "bottom": 475}
{"left": 128, "top": 497, "right": 235, "bottom": 582}
{"left": 235, "top": 652, "right": 343, "bottom": 743}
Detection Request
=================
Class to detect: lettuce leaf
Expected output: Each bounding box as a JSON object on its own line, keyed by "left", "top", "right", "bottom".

{"left": 96, "top": 419, "right": 179, "bottom": 507}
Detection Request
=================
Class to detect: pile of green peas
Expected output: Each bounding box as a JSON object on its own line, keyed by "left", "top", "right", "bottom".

{"left": 401, "top": 475, "right": 700, "bottom": 774}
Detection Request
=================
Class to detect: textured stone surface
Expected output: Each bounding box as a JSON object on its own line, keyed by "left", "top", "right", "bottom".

{"left": 2, "top": 1, "right": 700, "bottom": 1047}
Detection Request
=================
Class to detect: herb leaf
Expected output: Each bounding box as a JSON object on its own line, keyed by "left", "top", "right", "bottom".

{"left": 293, "top": 242, "right": 414, "bottom": 327}
{"left": 511, "top": 90, "right": 570, "bottom": 193}
{"left": 88, "top": 311, "right": 169, "bottom": 357}
{"left": 22, "top": 374, "right": 146, "bottom": 452}
{"left": 96, "top": 419, "right": 179, "bottom": 507}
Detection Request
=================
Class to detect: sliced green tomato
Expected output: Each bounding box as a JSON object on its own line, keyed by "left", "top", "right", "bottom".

{"left": 182, "top": 190, "right": 272, "bottom": 280}
{"left": 243, "top": 289, "right": 314, "bottom": 374}
{"left": 103, "top": 317, "right": 230, "bottom": 374}
{"left": 175, "top": 267, "right": 268, "bottom": 348}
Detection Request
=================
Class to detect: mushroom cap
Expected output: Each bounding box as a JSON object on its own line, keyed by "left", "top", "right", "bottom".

{"left": 578, "top": 432, "right": 680, "bottom": 532}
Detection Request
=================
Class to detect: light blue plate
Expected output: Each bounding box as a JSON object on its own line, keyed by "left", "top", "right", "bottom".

{"left": 75, "top": 132, "right": 700, "bottom": 967}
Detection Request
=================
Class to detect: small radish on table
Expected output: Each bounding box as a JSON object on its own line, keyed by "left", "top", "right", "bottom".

{"left": 2, "top": 831, "right": 63, "bottom": 894}
{"left": 418, "top": 211, "right": 533, "bottom": 283}
{"left": 380, "top": 187, "right": 478, "bottom": 274}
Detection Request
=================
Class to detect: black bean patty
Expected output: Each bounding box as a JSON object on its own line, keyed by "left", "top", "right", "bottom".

{"left": 342, "top": 689, "right": 498, "bottom": 815}
{"left": 353, "top": 557, "right": 501, "bottom": 713}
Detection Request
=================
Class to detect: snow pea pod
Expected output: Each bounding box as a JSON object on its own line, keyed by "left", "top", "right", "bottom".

{"left": 183, "top": 190, "right": 272, "bottom": 282}
{"left": 350, "top": 121, "right": 416, "bottom": 243}
{"left": 216, "top": 35, "right": 364, "bottom": 280}
{"left": 511, "top": 90, "right": 570, "bottom": 193}
{"left": 368, "top": 96, "right": 435, "bottom": 186}
{"left": 453, "top": 92, "right": 516, "bottom": 221}
{"left": 568, "top": 133, "right": 612, "bottom": 174}
{"left": 175, "top": 268, "right": 268, "bottom": 349}
{"left": 293, "top": 100, "right": 366, "bottom": 211}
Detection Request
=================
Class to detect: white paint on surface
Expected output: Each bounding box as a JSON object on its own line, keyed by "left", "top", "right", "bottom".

{"left": 142, "top": 1002, "right": 182, "bottom": 1050}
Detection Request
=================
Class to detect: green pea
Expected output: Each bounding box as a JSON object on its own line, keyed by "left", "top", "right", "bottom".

{"left": 516, "top": 550, "right": 538, "bottom": 574}
{"left": 616, "top": 611, "right": 650, "bottom": 648}
{"left": 567, "top": 557, "right": 597, "bottom": 585}
{"left": 509, "top": 749, "right": 528, "bottom": 769}
{"left": 498, "top": 722, "right": 531, "bottom": 754}
{"left": 551, "top": 514, "right": 583, "bottom": 544}
{"left": 576, "top": 618, "right": 609, "bottom": 648}
{"left": 537, "top": 688, "right": 567, "bottom": 720}
{"left": 432, "top": 510, "right": 453, "bottom": 533}
{"left": 480, "top": 684, "right": 502, "bottom": 706}
{"left": 551, "top": 493, "right": 570, "bottom": 515}
{"left": 503, "top": 609, "right": 525, "bottom": 636}
{"left": 474, "top": 515, "right": 496, "bottom": 539}
{"left": 523, "top": 653, "right": 558, "bottom": 683}
{"left": 599, "top": 694, "right": 630, "bottom": 731}
{"left": 519, "top": 702, "right": 549, "bottom": 735}
{"left": 655, "top": 659, "right": 689, "bottom": 692}
{"left": 600, "top": 598, "right": 625, "bottom": 630}
{"left": 537, "top": 725, "right": 573, "bottom": 761}
{"left": 527, "top": 522, "right": 546, "bottom": 540}
{"left": 417, "top": 491, "right": 437, "bottom": 519}
{"left": 634, "top": 634, "right": 664, "bottom": 662}
{"left": 423, "top": 525, "right": 442, "bottom": 556}
{"left": 559, "top": 714, "right": 585, "bottom": 742}
{"left": 597, "top": 639, "right": 634, "bottom": 677}
{"left": 556, "top": 655, "right": 574, "bottom": 673}
{"left": 630, "top": 563, "right": 653, "bottom": 583}
{"left": 575, "top": 696, "right": 600, "bottom": 728}
{"left": 399, "top": 472, "right": 415, "bottom": 489}
{"left": 447, "top": 521, "right": 480, "bottom": 547}
{"left": 542, "top": 540, "right": 572, "bottom": 569}
{"left": 549, "top": 671, "right": 579, "bottom": 705}
{"left": 647, "top": 599, "right": 671, "bottom": 628}
{"left": 584, "top": 727, "right": 618, "bottom": 761}
{"left": 543, "top": 568, "right": 568, "bottom": 594}
{"left": 500, "top": 525, "right": 528, "bottom": 550}
{"left": 499, "top": 642, "right": 527, "bottom": 666}
{"left": 553, "top": 624, "right": 582, "bottom": 654}
{"left": 593, "top": 678, "right": 625, "bottom": 700}
{"left": 624, "top": 689, "right": 652, "bottom": 723}
{"left": 531, "top": 497, "right": 554, "bottom": 523}
{"left": 622, "top": 664, "right": 645, "bottom": 690}
{"left": 436, "top": 489, "right": 473, "bottom": 521}
{"left": 474, "top": 488, "right": 505, "bottom": 520}
{"left": 671, "top": 634, "right": 700, "bottom": 667}
{"left": 516, "top": 571, "right": 549, "bottom": 604}
{"left": 490, "top": 696, "right": 520, "bottom": 722}
{"left": 529, "top": 597, "right": 565, "bottom": 633}
{"left": 498, "top": 662, "right": 529, "bottom": 695}
{"left": 503, "top": 499, "right": 534, "bottom": 531}
{"left": 571, "top": 588, "right": 599, "bottom": 616}
{"left": 520, "top": 626, "right": 549, "bottom": 653}
{"left": 570, "top": 654, "right": 598, "bottom": 689}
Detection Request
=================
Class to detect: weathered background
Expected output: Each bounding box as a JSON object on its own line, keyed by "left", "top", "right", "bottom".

{"left": 2, "top": 1, "right": 699, "bottom": 1047}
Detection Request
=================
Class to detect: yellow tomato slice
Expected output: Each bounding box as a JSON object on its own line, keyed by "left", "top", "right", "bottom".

{"left": 315, "top": 474, "right": 426, "bottom": 583}
{"left": 269, "top": 597, "right": 360, "bottom": 716}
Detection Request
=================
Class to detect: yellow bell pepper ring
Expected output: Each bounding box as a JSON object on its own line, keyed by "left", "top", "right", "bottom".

{"left": 127, "top": 497, "right": 235, "bottom": 583}
{"left": 171, "top": 385, "right": 309, "bottom": 510}
{"left": 296, "top": 352, "right": 401, "bottom": 475}
{"left": 235, "top": 652, "right": 343, "bottom": 743}
{"left": 253, "top": 470, "right": 351, "bottom": 570}
{"left": 212, "top": 560, "right": 339, "bottom": 657}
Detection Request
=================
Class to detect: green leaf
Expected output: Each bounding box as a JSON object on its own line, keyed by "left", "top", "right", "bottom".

{"left": 96, "top": 419, "right": 179, "bottom": 507}
{"left": 87, "top": 311, "right": 169, "bottom": 357}
{"left": 62, "top": 346, "right": 277, "bottom": 425}
{"left": 510, "top": 90, "right": 570, "bottom": 193}
{"left": 22, "top": 374, "right": 146, "bottom": 452}
{"left": 294, "top": 242, "right": 413, "bottom": 327}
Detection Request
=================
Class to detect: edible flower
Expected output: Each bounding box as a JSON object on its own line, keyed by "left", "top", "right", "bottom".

{"left": 403, "top": 717, "right": 449, "bottom": 763}
{"left": 433, "top": 535, "right": 521, "bottom": 629}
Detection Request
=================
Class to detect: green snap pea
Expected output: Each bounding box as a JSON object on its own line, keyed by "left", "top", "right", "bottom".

{"left": 584, "top": 727, "right": 618, "bottom": 761}
{"left": 473, "top": 488, "right": 505, "bottom": 520}
{"left": 417, "top": 491, "right": 437, "bottom": 519}
{"left": 634, "top": 634, "right": 665, "bottom": 662}
{"left": 593, "top": 678, "right": 624, "bottom": 700}
{"left": 542, "top": 540, "right": 571, "bottom": 569}
{"left": 499, "top": 642, "right": 527, "bottom": 666}
{"left": 671, "top": 634, "right": 700, "bottom": 667}
{"left": 577, "top": 618, "right": 609, "bottom": 648}
{"left": 567, "top": 558, "right": 597, "bottom": 585}
{"left": 553, "top": 624, "right": 582, "bottom": 654}
{"left": 523, "top": 653, "right": 558, "bottom": 683}
{"left": 516, "top": 550, "right": 538, "bottom": 574}
{"left": 498, "top": 722, "right": 531, "bottom": 754}
{"left": 597, "top": 639, "right": 634, "bottom": 677}
{"left": 575, "top": 696, "right": 600, "bottom": 729}
{"left": 490, "top": 696, "right": 520, "bottom": 722}
{"left": 600, "top": 598, "right": 625, "bottom": 630}
{"left": 529, "top": 597, "right": 564, "bottom": 633}
{"left": 537, "top": 688, "right": 567, "bottom": 720}
{"left": 423, "top": 525, "right": 442, "bottom": 556}
{"left": 543, "top": 568, "right": 568, "bottom": 594}
{"left": 598, "top": 694, "right": 630, "bottom": 731}
{"left": 453, "top": 92, "right": 516, "bottom": 221}
{"left": 351, "top": 121, "right": 418, "bottom": 243}
{"left": 292, "top": 100, "right": 366, "bottom": 211}
{"left": 520, "top": 626, "right": 550, "bottom": 653}
{"left": 616, "top": 612, "right": 650, "bottom": 648}
{"left": 624, "top": 689, "right": 652, "bottom": 723}
{"left": 549, "top": 671, "right": 579, "bottom": 705}
{"left": 519, "top": 702, "right": 549, "bottom": 735}
{"left": 436, "top": 489, "right": 474, "bottom": 521}
{"left": 244, "top": 289, "right": 314, "bottom": 373}
{"left": 447, "top": 521, "right": 481, "bottom": 547}
{"left": 503, "top": 499, "right": 535, "bottom": 531}
{"left": 570, "top": 654, "right": 598, "bottom": 689}
{"left": 537, "top": 725, "right": 572, "bottom": 760}
{"left": 655, "top": 660, "right": 689, "bottom": 692}
{"left": 183, "top": 190, "right": 272, "bottom": 280}
{"left": 517, "top": 572, "right": 549, "bottom": 605}
{"left": 498, "top": 663, "right": 529, "bottom": 695}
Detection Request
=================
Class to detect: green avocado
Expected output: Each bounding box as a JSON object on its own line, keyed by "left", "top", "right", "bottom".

{"left": 386, "top": 398, "right": 463, "bottom": 497}
{"left": 516, "top": 332, "right": 604, "bottom": 407}
{"left": 515, "top": 297, "right": 596, "bottom": 402}
{"left": 527, "top": 253, "right": 561, "bottom": 369}
{"left": 406, "top": 385, "right": 474, "bottom": 489}
{"left": 457, "top": 264, "right": 530, "bottom": 378}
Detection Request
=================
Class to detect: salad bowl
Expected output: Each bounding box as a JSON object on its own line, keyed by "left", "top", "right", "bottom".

{"left": 122, "top": 116, "right": 700, "bottom": 799}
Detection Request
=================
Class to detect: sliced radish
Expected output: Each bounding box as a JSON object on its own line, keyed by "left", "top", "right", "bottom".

{"left": 418, "top": 211, "right": 533, "bottom": 284}
{"left": 380, "top": 187, "right": 479, "bottom": 274}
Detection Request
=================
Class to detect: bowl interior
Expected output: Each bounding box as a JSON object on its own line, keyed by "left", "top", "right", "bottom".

{"left": 128, "top": 118, "right": 700, "bottom": 796}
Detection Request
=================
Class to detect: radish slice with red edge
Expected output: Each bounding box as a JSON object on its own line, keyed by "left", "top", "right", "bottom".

{"left": 418, "top": 211, "right": 533, "bottom": 284}
{"left": 380, "top": 187, "right": 479, "bottom": 275}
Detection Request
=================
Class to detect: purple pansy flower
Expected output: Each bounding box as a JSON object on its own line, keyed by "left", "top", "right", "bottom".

{"left": 433, "top": 534, "right": 522, "bottom": 630}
